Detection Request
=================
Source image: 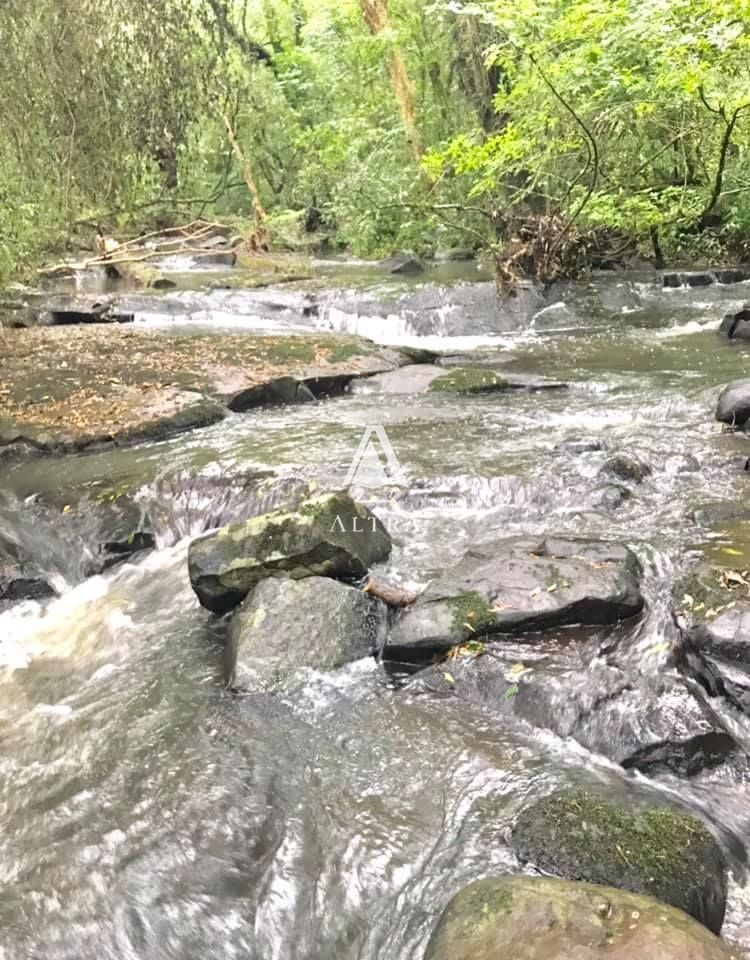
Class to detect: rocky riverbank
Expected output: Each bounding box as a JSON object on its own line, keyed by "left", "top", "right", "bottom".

{"left": 0, "top": 324, "right": 421, "bottom": 458}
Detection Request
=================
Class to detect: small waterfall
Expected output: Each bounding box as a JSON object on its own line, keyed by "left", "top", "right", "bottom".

{"left": 136, "top": 469, "right": 316, "bottom": 548}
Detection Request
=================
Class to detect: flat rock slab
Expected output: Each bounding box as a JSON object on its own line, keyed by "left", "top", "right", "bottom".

{"left": 0, "top": 388, "right": 225, "bottom": 457}
{"left": 0, "top": 326, "right": 406, "bottom": 457}
{"left": 188, "top": 492, "right": 392, "bottom": 614}
{"left": 356, "top": 364, "right": 567, "bottom": 396}
{"left": 22, "top": 293, "right": 134, "bottom": 326}
{"left": 424, "top": 876, "right": 741, "bottom": 960}
{"left": 227, "top": 576, "right": 385, "bottom": 690}
{"left": 386, "top": 537, "right": 644, "bottom": 657}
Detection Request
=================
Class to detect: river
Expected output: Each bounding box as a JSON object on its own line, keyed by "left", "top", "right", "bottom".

{"left": 2, "top": 264, "right": 750, "bottom": 957}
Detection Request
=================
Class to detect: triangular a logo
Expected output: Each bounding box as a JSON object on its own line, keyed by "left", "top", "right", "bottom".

{"left": 344, "top": 425, "right": 406, "bottom": 489}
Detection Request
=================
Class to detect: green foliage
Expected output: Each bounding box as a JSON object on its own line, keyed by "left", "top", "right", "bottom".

{"left": 429, "top": 0, "right": 750, "bottom": 262}
{"left": 3, "top": 0, "right": 750, "bottom": 282}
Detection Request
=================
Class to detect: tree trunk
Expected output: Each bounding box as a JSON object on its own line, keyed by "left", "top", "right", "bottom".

{"left": 220, "top": 110, "right": 268, "bottom": 245}
{"left": 360, "top": 0, "right": 424, "bottom": 163}
{"left": 453, "top": 11, "right": 507, "bottom": 134}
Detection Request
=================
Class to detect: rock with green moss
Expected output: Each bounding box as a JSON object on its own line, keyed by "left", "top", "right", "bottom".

{"left": 225, "top": 576, "right": 385, "bottom": 690}
{"left": 429, "top": 367, "right": 567, "bottom": 395}
{"left": 430, "top": 367, "right": 509, "bottom": 394}
{"left": 385, "top": 537, "right": 643, "bottom": 659}
{"left": 424, "top": 876, "right": 742, "bottom": 960}
{"left": 511, "top": 789, "right": 727, "bottom": 934}
{"left": 188, "top": 492, "right": 391, "bottom": 614}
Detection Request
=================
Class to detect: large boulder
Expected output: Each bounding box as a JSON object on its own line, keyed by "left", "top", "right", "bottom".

{"left": 188, "top": 492, "right": 392, "bottom": 614}
{"left": 225, "top": 576, "right": 385, "bottom": 690}
{"left": 716, "top": 380, "right": 750, "bottom": 428}
{"left": 718, "top": 303, "right": 750, "bottom": 340}
{"left": 423, "top": 876, "right": 742, "bottom": 960}
{"left": 386, "top": 538, "right": 644, "bottom": 659}
{"left": 511, "top": 789, "right": 727, "bottom": 934}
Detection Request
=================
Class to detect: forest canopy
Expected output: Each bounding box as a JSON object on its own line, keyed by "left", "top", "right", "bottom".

{"left": 2, "top": 0, "right": 750, "bottom": 281}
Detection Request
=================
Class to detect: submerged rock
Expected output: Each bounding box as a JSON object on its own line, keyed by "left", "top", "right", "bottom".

{"left": 511, "top": 789, "right": 727, "bottom": 934}
{"left": 386, "top": 537, "right": 644, "bottom": 658}
{"left": 601, "top": 452, "right": 652, "bottom": 484}
{"left": 689, "top": 604, "right": 750, "bottom": 663}
{"left": 428, "top": 367, "right": 566, "bottom": 395}
{"left": 531, "top": 301, "right": 582, "bottom": 331}
{"left": 0, "top": 561, "right": 53, "bottom": 605}
{"left": 591, "top": 483, "right": 632, "bottom": 511}
{"left": 555, "top": 437, "right": 606, "bottom": 455}
{"left": 433, "top": 248, "right": 475, "bottom": 262}
{"left": 410, "top": 648, "right": 734, "bottom": 777}
{"left": 663, "top": 271, "right": 715, "bottom": 289}
{"left": 719, "top": 303, "right": 750, "bottom": 341}
{"left": 226, "top": 576, "right": 385, "bottom": 690}
{"left": 323, "top": 280, "right": 546, "bottom": 338}
{"left": 681, "top": 604, "right": 750, "bottom": 715}
{"left": 353, "top": 364, "right": 445, "bottom": 394}
{"left": 356, "top": 364, "right": 566, "bottom": 396}
{"left": 0, "top": 493, "right": 156, "bottom": 604}
{"left": 379, "top": 253, "right": 424, "bottom": 275}
{"left": 188, "top": 492, "right": 392, "bottom": 614}
{"left": 424, "top": 876, "right": 740, "bottom": 960}
{"left": 429, "top": 367, "right": 511, "bottom": 394}
{"left": 716, "top": 380, "right": 750, "bottom": 427}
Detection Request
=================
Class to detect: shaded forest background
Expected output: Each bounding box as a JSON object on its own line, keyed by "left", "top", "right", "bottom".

{"left": 2, "top": 0, "right": 750, "bottom": 282}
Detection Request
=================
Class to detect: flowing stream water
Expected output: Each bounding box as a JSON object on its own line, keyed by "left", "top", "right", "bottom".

{"left": 3, "top": 267, "right": 750, "bottom": 957}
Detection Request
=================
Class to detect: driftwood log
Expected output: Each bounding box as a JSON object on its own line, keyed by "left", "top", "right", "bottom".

{"left": 363, "top": 576, "right": 418, "bottom": 608}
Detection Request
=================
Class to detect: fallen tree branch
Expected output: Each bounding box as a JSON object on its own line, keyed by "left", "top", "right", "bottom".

{"left": 363, "top": 576, "right": 418, "bottom": 608}
{"left": 38, "top": 242, "right": 240, "bottom": 276}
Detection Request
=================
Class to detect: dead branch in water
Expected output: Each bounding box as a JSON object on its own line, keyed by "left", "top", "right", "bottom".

{"left": 37, "top": 220, "right": 241, "bottom": 276}
{"left": 363, "top": 576, "right": 418, "bottom": 608}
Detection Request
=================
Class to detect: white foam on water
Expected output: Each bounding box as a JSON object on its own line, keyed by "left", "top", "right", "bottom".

{"left": 653, "top": 317, "right": 720, "bottom": 338}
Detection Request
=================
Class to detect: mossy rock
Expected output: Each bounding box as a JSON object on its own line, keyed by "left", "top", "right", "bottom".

{"left": 385, "top": 537, "right": 643, "bottom": 660}
{"left": 429, "top": 367, "right": 509, "bottom": 395}
{"left": 424, "top": 876, "right": 743, "bottom": 960}
{"left": 188, "top": 491, "right": 392, "bottom": 614}
{"left": 511, "top": 789, "right": 727, "bottom": 934}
